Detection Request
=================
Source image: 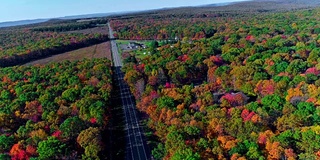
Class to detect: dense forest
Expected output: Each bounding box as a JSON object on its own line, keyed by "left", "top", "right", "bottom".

{"left": 1, "top": 1, "right": 320, "bottom": 160}
{"left": 117, "top": 7, "right": 320, "bottom": 160}
{"left": 0, "top": 59, "right": 113, "bottom": 159}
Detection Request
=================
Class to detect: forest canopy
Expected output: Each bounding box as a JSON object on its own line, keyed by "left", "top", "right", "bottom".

{"left": 0, "top": 59, "right": 113, "bottom": 159}
{"left": 118, "top": 7, "right": 320, "bottom": 160}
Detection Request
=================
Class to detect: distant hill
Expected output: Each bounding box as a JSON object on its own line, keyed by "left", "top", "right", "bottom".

{"left": 58, "top": 13, "right": 115, "bottom": 20}
{"left": 0, "top": 19, "right": 49, "bottom": 28}
{"left": 190, "top": 0, "right": 320, "bottom": 14}
{"left": 190, "top": 0, "right": 320, "bottom": 10}
{"left": 0, "top": 13, "right": 121, "bottom": 28}
{"left": 254, "top": 0, "right": 320, "bottom": 5}
{"left": 203, "top": 1, "right": 249, "bottom": 7}
{"left": 0, "top": 10, "right": 139, "bottom": 28}
{"left": 2, "top": 0, "right": 320, "bottom": 28}
{"left": 203, "top": 0, "right": 320, "bottom": 12}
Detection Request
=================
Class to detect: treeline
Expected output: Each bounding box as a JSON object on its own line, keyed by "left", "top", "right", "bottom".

{"left": 121, "top": 7, "right": 320, "bottom": 160}
{"left": 31, "top": 19, "right": 108, "bottom": 32}
{"left": 0, "top": 30, "right": 109, "bottom": 67}
{"left": 0, "top": 34, "right": 109, "bottom": 67}
{"left": 111, "top": 17, "right": 216, "bottom": 40}
{"left": 110, "top": 7, "right": 320, "bottom": 41}
{"left": 0, "top": 59, "right": 113, "bottom": 159}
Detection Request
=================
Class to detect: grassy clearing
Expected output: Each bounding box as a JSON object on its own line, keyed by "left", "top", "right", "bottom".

{"left": 64, "top": 26, "right": 109, "bottom": 34}
{"left": 24, "top": 42, "right": 112, "bottom": 66}
{"left": 116, "top": 40, "right": 153, "bottom": 59}
{"left": 134, "top": 49, "right": 150, "bottom": 59}
{"left": 116, "top": 40, "right": 130, "bottom": 45}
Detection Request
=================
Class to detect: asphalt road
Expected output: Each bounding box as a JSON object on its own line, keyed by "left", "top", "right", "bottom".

{"left": 108, "top": 23, "right": 123, "bottom": 67}
{"left": 108, "top": 22, "right": 151, "bottom": 160}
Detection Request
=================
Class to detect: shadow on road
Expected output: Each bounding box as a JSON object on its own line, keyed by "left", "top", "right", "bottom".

{"left": 112, "top": 66, "right": 152, "bottom": 160}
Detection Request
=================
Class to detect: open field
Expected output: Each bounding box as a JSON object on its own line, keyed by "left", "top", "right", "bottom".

{"left": 64, "top": 26, "right": 109, "bottom": 34}
{"left": 24, "top": 41, "right": 112, "bottom": 65}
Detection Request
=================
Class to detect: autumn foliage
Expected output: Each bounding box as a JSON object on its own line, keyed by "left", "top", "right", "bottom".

{"left": 0, "top": 59, "right": 113, "bottom": 159}
{"left": 120, "top": 7, "right": 320, "bottom": 160}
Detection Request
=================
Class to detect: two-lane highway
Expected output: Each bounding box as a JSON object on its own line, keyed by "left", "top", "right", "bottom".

{"left": 108, "top": 22, "right": 151, "bottom": 160}
{"left": 108, "top": 23, "right": 123, "bottom": 67}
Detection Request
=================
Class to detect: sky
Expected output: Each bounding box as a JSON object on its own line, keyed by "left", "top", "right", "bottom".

{"left": 0, "top": 0, "right": 247, "bottom": 22}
